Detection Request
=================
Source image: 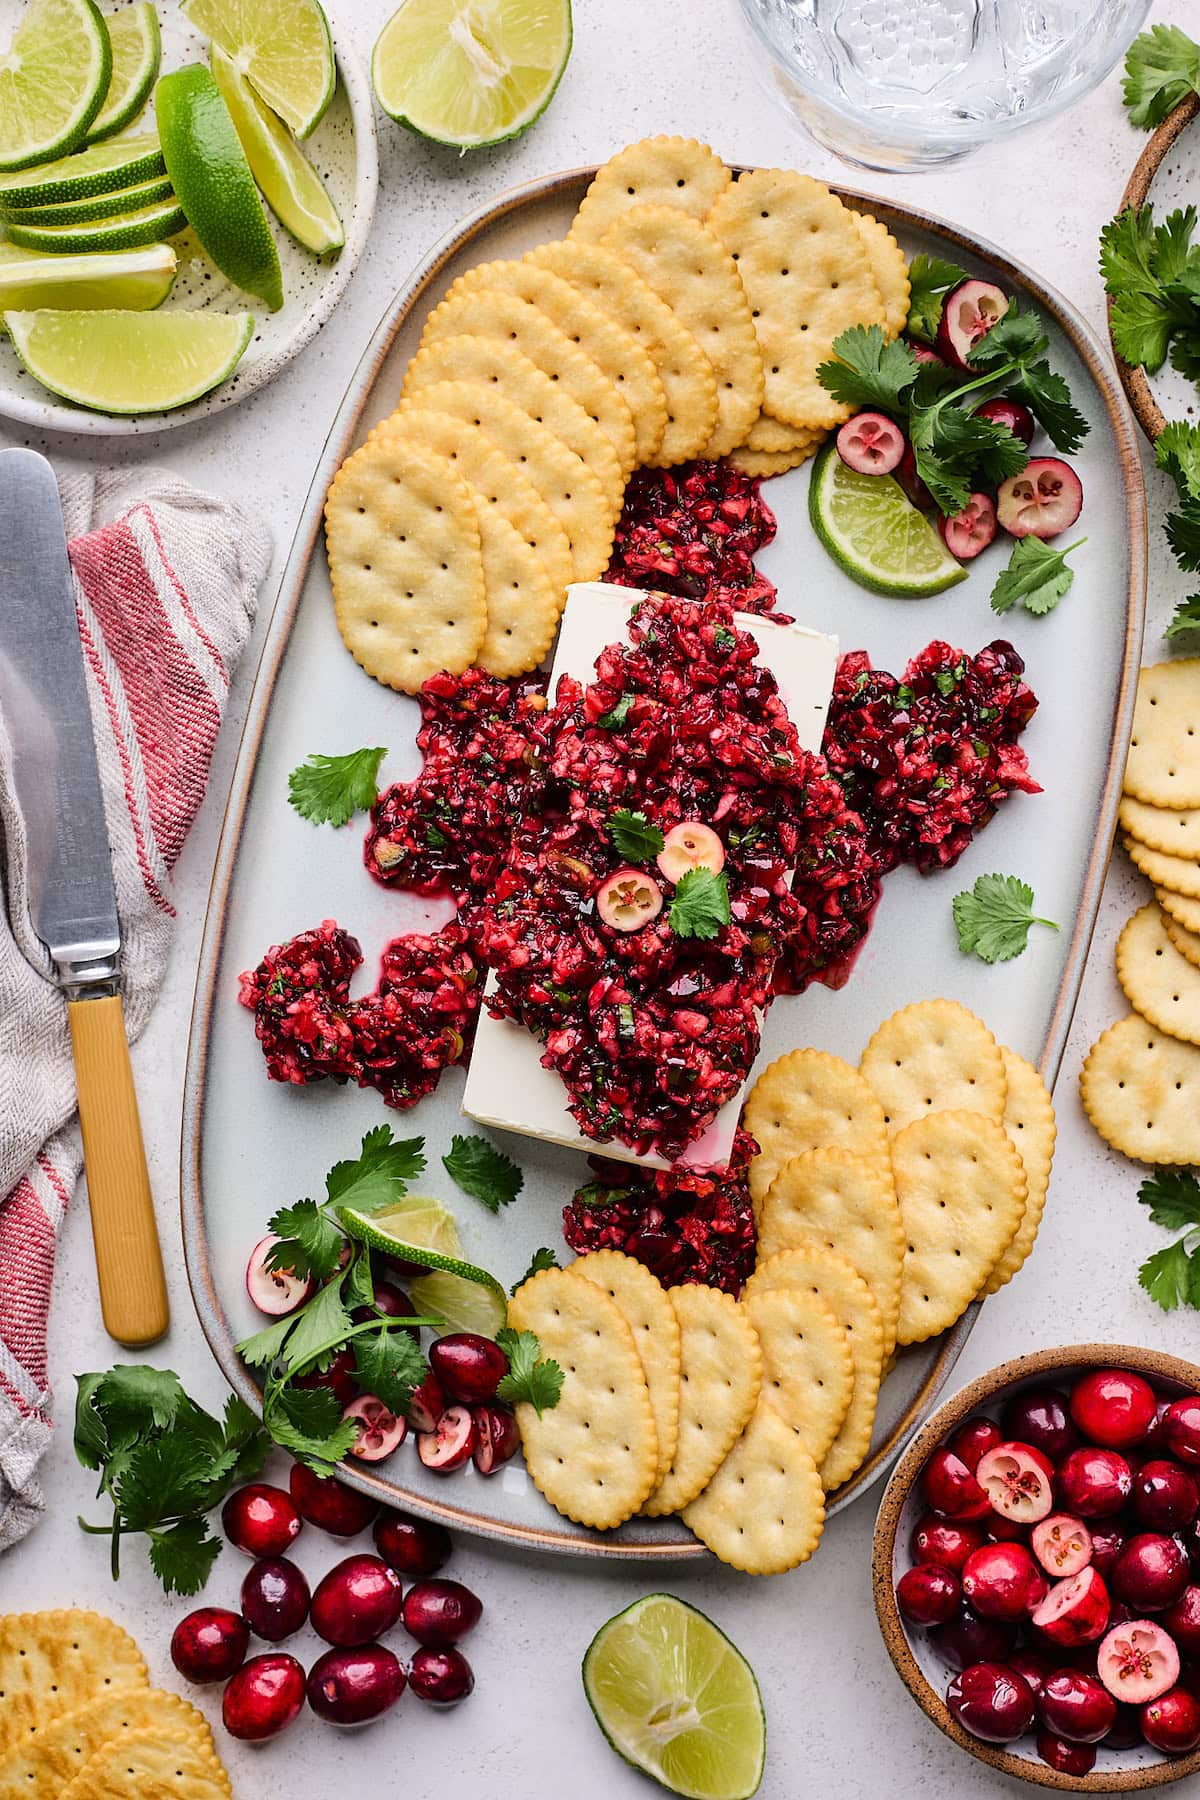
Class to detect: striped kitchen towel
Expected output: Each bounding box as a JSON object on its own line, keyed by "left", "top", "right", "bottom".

{"left": 0, "top": 467, "right": 271, "bottom": 1550}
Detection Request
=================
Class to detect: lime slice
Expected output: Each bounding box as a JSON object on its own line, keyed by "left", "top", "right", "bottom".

{"left": 6, "top": 197, "right": 185, "bottom": 254}
{"left": 182, "top": 0, "right": 335, "bottom": 138}
{"left": 372, "top": 0, "right": 572, "bottom": 149}
{"left": 0, "top": 0, "right": 111, "bottom": 172}
{"left": 4, "top": 171, "right": 173, "bottom": 228}
{"left": 87, "top": 3, "right": 161, "bottom": 143}
{"left": 156, "top": 65, "right": 284, "bottom": 311}
{"left": 211, "top": 46, "right": 343, "bottom": 254}
{"left": 0, "top": 133, "right": 164, "bottom": 207}
{"left": 583, "top": 1596, "right": 765, "bottom": 1800}
{"left": 408, "top": 1267, "right": 508, "bottom": 1339}
{"left": 6, "top": 308, "right": 254, "bottom": 412}
{"left": 0, "top": 241, "right": 176, "bottom": 312}
{"left": 808, "top": 443, "right": 967, "bottom": 598}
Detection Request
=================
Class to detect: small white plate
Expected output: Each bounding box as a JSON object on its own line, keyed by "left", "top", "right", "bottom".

{"left": 0, "top": 8, "right": 377, "bottom": 435}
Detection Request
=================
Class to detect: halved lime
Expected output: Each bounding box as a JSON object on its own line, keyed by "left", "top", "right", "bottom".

{"left": 0, "top": 0, "right": 111, "bottom": 172}
{"left": 372, "top": 0, "right": 572, "bottom": 149}
{"left": 182, "top": 0, "right": 335, "bottom": 138}
{"left": 87, "top": 3, "right": 161, "bottom": 143}
{"left": 0, "top": 241, "right": 176, "bottom": 312}
{"left": 6, "top": 308, "right": 254, "bottom": 413}
{"left": 808, "top": 443, "right": 967, "bottom": 599}
{"left": 0, "top": 133, "right": 164, "bottom": 207}
{"left": 4, "top": 171, "right": 173, "bottom": 228}
{"left": 157, "top": 65, "right": 283, "bottom": 311}
{"left": 211, "top": 46, "right": 343, "bottom": 254}
{"left": 408, "top": 1267, "right": 508, "bottom": 1339}
{"left": 583, "top": 1596, "right": 765, "bottom": 1800}
{"left": 6, "top": 196, "right": 185, "bottom": 253}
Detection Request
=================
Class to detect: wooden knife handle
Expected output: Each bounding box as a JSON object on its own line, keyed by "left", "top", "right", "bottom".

{"left": 67, "top": 994, "right": 169, "bottom": 1347}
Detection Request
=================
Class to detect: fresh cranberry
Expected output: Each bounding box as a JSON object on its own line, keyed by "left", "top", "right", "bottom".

{"left": 352, "top": 1279, "right": 419, "bottom": 1335}
{"left": 1180, "top": 1660, "right": 1200, "bottom": 1701}
{"left": 289, "top": 1463, "right": 378, "bottom": 1537}
{"left": 408, "top": 1645, "right": 475, "bottom": 1706}
{"left": 170, "top": 1607, "right": 248, "bottom": 1684}
{"left": 1036, "top": 1732, "right": 1095, "bottom": 1775}
{"left": 928, "top": 1609, "right": 1016, "bottom": 1672}
{"left": 1142, "top": 1686, "right": 1200, "bottom": 1754}
{"left": 1009, "top": 1647, "right": 1053, "bottom": 1699}
{"left": 1001, "top": 1388, "right": 1079, "bottom": 1463}
{"left": 406, "top": 1370, "right": 448, "bottom": 1433}
{"left": 974, "top": 396, "right": 1035, "bottom": 447}
{"left": 1164, "top": 1586, "right": 1200, "bottom": 1657}
{"left": 1032, "top": 1514, "right": 1092, "bottom": 1579}
{"left": 897, "top": 1563, "right": 961, "bottom": 1627}
{"left": 1030, "top": 1566, "right": 1111, "bottom": 1647}
{"left": 1070, "top": 1369, "right": 1158, "bottom": 1450}
{"left": 472, "top": 1402, "right": 520, "bottom": 1474}
{"left": 221, "top": 1483, "right": 303, "bottom": 1559}
{"left": 985, "top": 1515, "right": 1028, "bottom": 1544}
{"left": 1164, "top": 1398, "right": 1200, "bottom": 1468}
{"left": 430, "top": 1334, "right": 509, "bottom": 1405}
{"left": 1037, "top": 1669, "right": 1117, "bottom": 1743}
{"left": 961, "top": 1543, "right": 1047, "bottom": 1621}
{"left": 1136, "top": 1461, "right": 1200, "bottom": 1532}
{"left": 976, "top": 1441, "right": 1055, "bottom": 1524}
{"left": 921, "top": 1446, "right": 991, "bottom": 1521}
{"left": 910, "top": 1516, "right": 985, "bottom": 1572}
{"left": 947, "top": 1417, "right": 1004, "bottom": 1473}
{"left": 311, "top": 1554, "right": 404, "bottom": 1648}
{"left": 1057, "top": 1446, "right": 1133, "bottom": 1518}
{"left": 374, "top": 1509, "right": 452, "bottom": 1578}
{"left": 946, "top": 1660, "right": 1034, "bottom": 1742}
{"left": 1098, "top": 1619, "right": 1181, "bottom": 1704}
{"left": 294, "top": 1345, "right": 357, "bottom": 1409}
{"left": 1112, "top": 1533, "right": 1191, "bottom": 1611}
{"left": 222, "top": 1653, "right": 306, "bottom": 1741}
{"left": 241, "top": 1558, "right": 310, "bottom": 1642}
{"left": 402, "top": 1579, "right": 483, "bottom": 1648}
{"left": 306, "top": 1645, "right": 406, "bottom": 1725}
{"left": 1102, "top": 1703, "right": 1145, "bottom": 1749}
{"left": 1090, "top": 1525, "right": 1127, "bottom": 1576}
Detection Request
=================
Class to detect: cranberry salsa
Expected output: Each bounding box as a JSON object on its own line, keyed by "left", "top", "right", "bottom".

{"left": 895, "top": 1368, "right": 1200, "bottom": 1776}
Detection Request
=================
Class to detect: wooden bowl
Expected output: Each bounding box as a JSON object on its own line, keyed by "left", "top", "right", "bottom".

{"left": 873, "top": 1344, "right": 1200, "bottom": 1790}
{"left": 1111, "top": 93, "right": 1200, "bottom": 446}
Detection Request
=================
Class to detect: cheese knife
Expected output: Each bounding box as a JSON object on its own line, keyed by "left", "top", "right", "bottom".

{"left": 0, "top": 448, "right": 168, "bottom": 1346}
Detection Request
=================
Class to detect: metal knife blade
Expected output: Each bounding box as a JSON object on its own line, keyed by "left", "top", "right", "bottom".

{"left": 0, "top": 449, "right": 120, "bottom": 987}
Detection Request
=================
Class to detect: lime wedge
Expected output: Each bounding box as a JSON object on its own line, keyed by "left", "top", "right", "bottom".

{"left": 157, "top": 65, "right": 283, "bottom": 311}
{"left": 0, "top": 241, "right": 176, "bottom": 312}
{"left": 6, "top": 308, "right": 254, "bottom": 412}
{"left": 808, "top": 443, "right": 967, "bottom": 598}
{"left": 87, "top": 3, "right": 161, "bottom": 143}
{"left": 211, "top": 46, "right": 343, "bottom": 254}
{"left": 583, "top": 1596, "right": 765, "bottom": 1800}
{"left": 408, "top": 1267, "right": 508, "bottom": 1339}
{"left": 372, "top": 0, "right": 572, "bottom": 149}
{"left": 182, "top": 0, "right": 335, "bottom": 138}
{"left": 0, "top": 133, "right": 164, "bottom": 207}
{"left": 4, "top": 171, "right": 173, "bottom": 228}
{"left": 6, "top": 196, "right": 185, "bottom": 254}
{"left": 0, "top": 0, "right": 111, "bottom": 172}
{"left": 341, "top": 1195, "right": 465, "bottom": 1261}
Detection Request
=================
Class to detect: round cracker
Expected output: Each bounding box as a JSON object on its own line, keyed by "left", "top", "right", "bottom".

{"left": 59, "top": 1726, "right": 231, "bottom": 1800}
{"left": 740, "top": 413, "right": 821, "bottom": 455}
{"left": 325, "top": 437, "right": 486, "bottom": 694}
{"left": 1125, "top": 660, "right": 1200, "bottom": 809}
{"left": 850, "top": 210, "right": 910, "bottom": 338}
{"left": 642, "top": 1283, "right": 761, "bottom": 1518}
{"left": 572, "top": 135, "right": 732, "bottom": 242}
{"left": 0, "top": 1689, "right": 212, "bottom": 1794}
{"left": 1158, "top": 885, "right": 1200, "bottom": 936}
{"left": 507, "top": 1266, "right": 658, "bottom": 1529}
{"left": 466, "top": 494, "right": 559, "bottom": 678}
{"left": 1126, "top": 834, "right": 1200, "bottom": 899}
{"left": 525, "top": 236, "right": 719, "bottom": 465}
{"left": 757, "top": 1145, "right": 904, "bottom": 1360}
{"left": 986, "top": 1046, "right": 1057, "bottom": 1295}
{"left": 728, "top": 443, "right": 819, "bottom": 478}
{"left": 706, "top": 168, "right": 885, "bottom": 432}
{"left": 741, "top": 1283, "right": 853, "bottom": 1465}
{"left": 1081, "top": 1014, "right": 1200, "bottom": 1164}
{"left": 600, "top": 203, "right": 763, "bottom": 458}
{"left": 1120, "top": 794, "right": 1200, "bottom": 859}
{"left": 0, "top": 1611, "right": 148, "bottom": 1753}
{"left": 682, "top": 1397, "right": 826, "bottom": 1575}
{"left": 1164, "top": 906, "right": 1200, "bottom": 970}
{"left": 567, "top": 1249, "right": 680, "bottom": 1483}
{"left": 1117, "top": 901, "right": 1200, "bottom": 1046}
{"left": 859, "top": 998, "right": 1007, "bottom": 1135}
{"left": 744, "top": 1047, "right": 890, "bottom": 1212}
{"left": 418, "top": 288, "right": 636, "bottom": 477}
{"left": 890, "top": 1111, "right": 1028, "bottom": 1345}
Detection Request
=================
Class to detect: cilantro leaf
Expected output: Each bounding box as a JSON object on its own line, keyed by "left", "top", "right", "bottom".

{"left": 598, "top": 694, "right": 635, "bottom": 728}
{"left": 952, "top": 873, "right": 1059, "bottom": 965}
{"left": 1011, "top": 362, "right": 1090, "bottom": 455}
{"left": 326, "top": 1125, "right": 426, "bottom": 1217}
{"left": 512, "top": 1247, "right": 559, "bottom": 1294}
{"left": 147, "top": 1517, "right": 223, "bottom": 1597}
{"left": 278, "top": 1279, "right": 353, "bottom": 1377}
{"left": 966, "top": 306, "right": 1048, "bottom": 370}
{"left": 235, "top": 1311, "right": 295, "bottom": 1370}
{"left": 815, "top": 325, "right": 918, "bottom": 416}
{"left": 905, "top": 254, "right": 967, "bottom": 343}
{"left": 990, "top": 536, "right": 1085, "bottom": 618}
{"left": 264, "top": 1385, "right": 359, "bottom": 1470}
{"left": 351, "top": 1329, "right": 428, "bottom": 1416}
{"left": 1138, "top": 1169, "right": 1200, "bottom": 1234}
{"left": 442, "top": 1134, "right": 523, "bottom": 1213}
{"left": 287, "top": 747, "right": 387, "bottom": 828}
{"left": 342, "top": 1245, "right": 376, "bottom": 1313}
{"left": 668, "top": 867, "right": 730, "bottom": 941}
{"left": 1101, "top": 206, "right": 1200, "bottom": 373}
{"left": 111, "top": 1432, "right": 218, "bottom": 1531}
{"left": 1123, "top": 24, "right": 1200, "bottom": 130}
{"left": 1157, "top": 419, "right": 1200, "bottom": 498}
{"left": 87, "top": 1365, "right": 187, "bottom": 1455}
{"left": 1167, "top": 495, "right": 1200, "bottom": 573}
{"left": 1139, "top": 1238, "right": 1200, "bottom": 1311}
{"left": 607, "top": 808, "right": 665, "bottom": 862}
{"left": 266, "top": 1197, "right": 345, "bottom": 1281}
{"left": 1166, "top": 594, "right": 1200, "bottom": 644}
{"left": 495, "top": 1328, "right": 564, "bottom": 1417}
{"left": 909, "top": 401, "right": 1028, "bottom": 517}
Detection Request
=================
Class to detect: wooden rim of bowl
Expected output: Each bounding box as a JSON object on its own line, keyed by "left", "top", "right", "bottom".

{"left": 1111, "top": 92, "right": 1200, "bottom": 446}
{"left": 873, "top": 1343, "right": 1200, "bottom": 1791}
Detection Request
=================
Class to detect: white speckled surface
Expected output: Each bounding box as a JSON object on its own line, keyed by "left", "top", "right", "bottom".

{"left": 0, "top": 1, "right": 1195, "bottom": 1794}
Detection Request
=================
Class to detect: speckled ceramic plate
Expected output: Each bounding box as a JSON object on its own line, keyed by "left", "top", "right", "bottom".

{"left": 182, "top": 169, "right": 1146, "bottom": 1559}
{"left": 0, "top": 8, "right": 376, "bottom": 435}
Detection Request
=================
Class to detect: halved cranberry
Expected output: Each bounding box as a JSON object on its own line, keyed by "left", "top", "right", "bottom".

{"left": 1098, "top": 1619, "right": 1181, "bottom": 1704}
{"left": 1070, "top": 1368, "right": 1158, "bottom": 1449}
{"left": 595, "top": 867, "right": 663, "bottom": 932}
{"left": 657, "top": 821, "right": 725, "bottom": 884}
{"left": 928, "top": 1609, "right": 1016, "bottom": 1672}
{"left": 408, "top": 1645, "right": 475, "bottom": 1706}
{"left": 938, "top": 493, "right": 996, "bottom": 561}
{"left": 418, "top": 1405, "right": 475, "bottom": 1472}
{"left": 241, "top": 1557, "right": 310, "bottom": 1642}
{"left": 221, "top": 1483, "right": 302, "bottom": 1559}
{"left": 306, "top": 1645, "right": 406, "bottom": 1725}
{"left": 835, "top": 410, "right": 905, "bottom": 475}
{"left": 1164, "top": 1397, "right": 1200, "bottom": 1467}
{"left": 343, "top": 1394, "right": 407, "bottom": 1462}
{"left": 374, "top": 1509, "right": 452, "bottom": 1578}
{"left": 897, "top": 1563, "right": 961, "bottom": 1627}
{"left": 974, "top": 396, "right": 1035, "bottom": 447}
{"left": 1031, "top": 1566, "right": 1111, "bottom": 1647}
{"left": 430, "top": 1334, "right": 509, "bottom": 1405}
{"left": 947, "top": 1417, "right": 1004, "bottom": 1474}
{"left": 222, "top": 1652, "right": 306, "bottom": 1741}
{"left": 472, "top": 1402, "right": 520, "bottom": 1474}
{"left": 407, "top": 1370, "right": 448, "bottom": 1434}
{"left": 1037, "top": 1669, "right": 1116, "bottom": 1744}
{"left": 997, "top": 458, "right": 1083, "bottom": 539}
{"left": 1057, "top": 1446, "right": 1133, "bottom": 1518}
{"left": 1164, "top": 1586, "right": 1200, "bottom": 1657}
{"left": 1142, "top": 1685, "right": 1200, "bottom": 1754}
{"left": 289, "top": 1463, "right": 378, "bottom": 1537}
{"left": 962, "top": 1543, "right": 1047, "bottom": 1621}
{"left": 1032, "top": 1514, "right": 1092, "bottom": 1580}
{"left": 946, "top": 1660, "right": 1034, "bottom": 1742}
{"left": 1001, "top": 1388, "right": 1079, "bottom": 1463}
{"left": 936, "top": 279, "right": 1009, "bottom": 369}
{"left": 245, "top": 1233, "right": 314, "bottom": 1317}
{"left": 311, "top": 1554, "right": 404, "bottom": 1648}
{"left": 976, "top": 1441, "right": 1055, "bottom": 1524}
{"left": 1135, "top": 1461, "right": 1200, "bottom": 1532}
{"left": 910, "top": 1515, "right": 986, "bottom": 1572}
{"left": 403, "top": 1578, "right": 483, "bottom": 1647}
{"left": 170, "top": 1607, "right": 249, "bottom": 1684}
{"left": 1112, "top": 1533, "right": 1191, "bottom": 1611}
{"left": 922, "top": 1446, "right": 991, "bottom": 1521}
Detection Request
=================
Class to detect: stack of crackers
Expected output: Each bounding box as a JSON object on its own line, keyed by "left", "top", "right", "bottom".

{"left": 324, "top": 135, "right": 909, "bottom": 693}
{"left": 1083, "top": 659, "right": 1200, "bottom": 1162}
{"left": 509, "top": 1000, "right": 1054, "bottom": 1576}
{"left": 0, "top": 1609, "right": 231, "bottom": 1798}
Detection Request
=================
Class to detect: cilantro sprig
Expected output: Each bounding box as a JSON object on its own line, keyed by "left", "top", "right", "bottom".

{"left": 511, "top": 1248, "right": 559, "bottom": 1293}
{"left": 1137, "top": 1170, "right": 1200, "bottom": 1310}
{"left": 74, "top": 1368, "right": 269, "bottom": 1594}
{"left": 1154, "top": 420, "right": 1200, "bottom": 644}
{"left": 1100, "top": 205, "right": 1200, "bottom": 377}
{"left": 990, "top": 536, "right": 1086, "bottom": 618}
{"left": 266, "top": 1124, "right": 426, "bottom": 1280}
{"left": 905, "top": 255, "right": 968, "bottom": 344}
{"left": 952, "top": 874, "right": 1059, "bottom": 964}
{"left": 495, "top": 1328, "right": 564, "bottom": 1417}
{"left": 442, "top": 1133, "right": 523, "bottom": 1213}
{"left": 1123, "top": 24, "right": 1200, "bottom": 130}
{"left": 287, "top": 747, "right": 387, "bottom": 827}
{"left": 668, "top": 867, "right": 730, "bottom": 940}
{"left": 608, "top": 808, "right": 665, "bottom": 862}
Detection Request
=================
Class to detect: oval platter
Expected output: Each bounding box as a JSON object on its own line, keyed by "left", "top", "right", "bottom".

{"left": 182, "top": 166, "right": 1146, "bottom": 1559}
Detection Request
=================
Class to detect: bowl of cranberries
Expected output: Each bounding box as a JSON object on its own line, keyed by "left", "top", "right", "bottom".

{"left": 874, "top": 1345, "right": 1200, "bottom": 1789}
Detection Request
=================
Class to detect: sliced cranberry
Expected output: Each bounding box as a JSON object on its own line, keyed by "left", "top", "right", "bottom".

{"left": 289, "top": 1463, "right": 378, "bottom": 1537}
{"left": 897, "top": 1563, "right": 961, "bottom": 1627}
{"left": 1070, "top": 1368, "right": 1158, "bottom": 1449}
{"left": 1135, "top": 1461, "right": 1200, "bottom": 1532}
{"left": 418, "top": 1405, "right": 476, "bottom": 1472}
{"left": 938, "top": 493, "right": 996, "bottom": 561}
{"left": 1112, "top": 1533, "right": 1190, "bottom": 1611}
{"left": 1036, "top": 1731, "right": 1096, "bottom": 1775}
{"left": 928, "top": 1609, "right": 1016, "bottom": 1672}
{"left": 996, "top": 458, "right": 1083, "bottom": 539}
{"left": 1164, "top": 1397, "right": 1200, "bottom": 1467}
{"left": 170, "top": 1607, "right": 249, "bottom": 1684}
{"left": 657, "top": 821, "right": 725, "bottom": 884}
{"left": 407, "top": 1370, "right": 448, "bottom": 1434}
{"left": 1164, "top": 1586, "right": 1200, "bottom": 1657}
{"left": 946, "top": 1660, "right": 1034, "bottom": 1742}
{"left": 1032, "top": 1514, "right": 1092, "bottom": 1580}
{"left": 374, "top": 1509, "right": 452, "bottom": 1578}
{"left": 976, "top": 1441, "right": 1055, "bottom": 1524}
{"left": 1142, "top": 1685, "right": 1200, "bottom": 1754}
{"left": 403, "top": 1579, "right": 483, "bottom": 1647}
{"left": 222, "top": 1653, "right": 306, "bottom": 1741}
{"left": 344, "top": 1394, "right": 407, "bottom": 1462}
{"left": 430, "top": 1334, "right": 509, "bottom": 1405}
{"left": 1001, "top": 1388, "right": 1078, "bottom": 1463}
{"left": 408, "top": 1645, "right": 475, "bottom": 1706}
{"left": 472, "top": 1402, "right": 520, "bottom": 1474}
{"left": 910, "top": 1515, "right": 985, "bottom": 1572}
{"left": 961, "top": 1543, "right": 1047, "bottom": 1621}
{"left": 311, "top": 1555, "right": 404, "bottom": 1648}
{"left": 974, "top": 396, "right": 1035, "bottom": 447}
{"left": 1031, "top": 1566, "right": 1111, "bottom": 1647}
{"left": 594, "top": 867, "right": 663, "bottom": 932}
{"left": 1037, "top": 1669, "right": 1116, "bottom": 1744}
{"left": 936, "top": 279, "right": 1009, "bottom": 369}
{"left": 1098, "top": 1620, "right": 1181, "bottom": 1705}
{"left": 221, "top": 1483, "right": 302, "bottom": 1559}
{"left": 240, "top": 1557, "right": 310, "bottom": 1643}
{"left": 1057, "top": 1446, "right": 1133, "bottom": 1518}
{"left": 306, "top": 1645, "right": 406, "bottom": 1725}
{"left": 947, "top": 1417, "right": 1003, "bottom": 1474}
{"left": 921, "top": 1446, "right": 991, "bottom": 1521}
{"left": 835, "top": 410, "right": 905, "bottom": 475}
{"left": 245, "top": 1233, "right": 313, "bottom": 1316}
